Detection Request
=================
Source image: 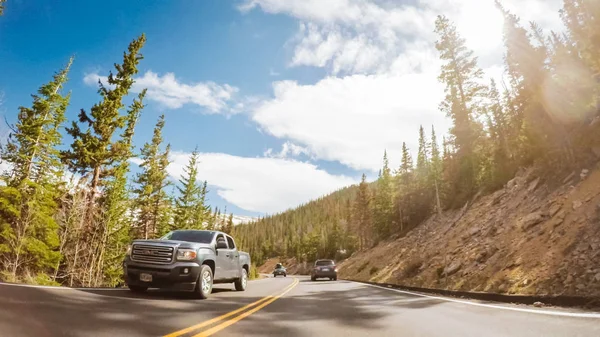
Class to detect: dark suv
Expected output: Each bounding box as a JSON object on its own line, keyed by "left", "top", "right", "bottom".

{"left": 310, "top": 259, "right": 337, "bottom": 281}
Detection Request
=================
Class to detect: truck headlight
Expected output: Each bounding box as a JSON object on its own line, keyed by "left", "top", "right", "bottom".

{"left": 126, "top": 245, "right": 132, "bottom": 256}
{"left": 177, "top": 249, "right": 197, "bottom": 261}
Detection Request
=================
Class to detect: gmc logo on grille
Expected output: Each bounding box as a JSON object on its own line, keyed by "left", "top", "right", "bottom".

{"left": 142, "top": 250, "right": 157, "bottom": 255}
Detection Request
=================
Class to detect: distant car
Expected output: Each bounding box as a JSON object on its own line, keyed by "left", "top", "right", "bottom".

{"left": 273, "top": 263, "right": 287, "bottom": 277}
{"left": 311, "top": 259, "right": 337, "bottom": 281}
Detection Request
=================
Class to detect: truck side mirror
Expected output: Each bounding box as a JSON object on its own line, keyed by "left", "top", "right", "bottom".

{"left": 216, "top": 239, "right": 228, "bottom": 249}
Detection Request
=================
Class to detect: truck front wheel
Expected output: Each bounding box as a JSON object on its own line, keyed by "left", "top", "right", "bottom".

{"left": 234, "top": 268, "right": 248, "bottom": 291}
{"left": 194, "top": 264, "right": 213, "bottom": 299}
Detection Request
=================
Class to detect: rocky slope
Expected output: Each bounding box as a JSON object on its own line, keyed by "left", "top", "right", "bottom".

{"left": 337, "top": 166, "right": 600, "bottom": 296}
{"left": 258, "top": 257, "right": 312, "bottom": 276}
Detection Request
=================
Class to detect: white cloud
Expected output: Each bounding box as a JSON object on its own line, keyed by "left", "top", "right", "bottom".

{"left": 280, "top": 141, "right": 310, "bottom": 158}
{"left": 252, "top": 73, "right": 450, "bottom": 171}
{"left": 248, "top": 0, "right": 434, "bottom": 75}
{"left": 264, "top": 141, "right": 311, "bottom": 159}
{"left": 240, "top": 0, "right": 564, "bottom": 172}
{"left": 83, "top": 71, "right": 238, "bottom": 113}
{"left": 83, "top": 73, "right": 107, "bottom": 87}
{"left": 241, "top": 0, "right": 563, "bottom": 74}
{"left": 163, "top": 151, "right": 356, "bottom": 213}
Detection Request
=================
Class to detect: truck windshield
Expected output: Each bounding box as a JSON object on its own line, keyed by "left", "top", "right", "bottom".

{"left": 161, "top": 230, "right": 214, "bottom": 243}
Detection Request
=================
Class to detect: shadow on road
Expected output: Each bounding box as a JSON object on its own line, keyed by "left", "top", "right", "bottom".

{"left": 211, "top": 280, "right": 445, "bottom": 336}
{"left": 299, "top": 279, "right": 336, "bottom": 283}
{"left": 0, "top": 283, "right": 264, "bottom": 337}
{"left": 0, "top": 279, "right": 443, "bottom": 337}
{"left": 78, "top": 284, "right": 235, "bottom": 300}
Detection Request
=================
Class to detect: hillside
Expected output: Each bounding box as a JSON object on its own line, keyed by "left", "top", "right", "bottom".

{"left": 233, "top": 185, "right": 360, "bottom": 265}
{"left": 339, "top": 166, "right": 600, "bottom": 296}
{"left": 256, "top": 165, "right": 600, "bottom": 297}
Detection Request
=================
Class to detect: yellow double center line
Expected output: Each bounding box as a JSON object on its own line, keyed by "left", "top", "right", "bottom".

{"left": 164, "top": 278, "right": 299, "bottom": 337}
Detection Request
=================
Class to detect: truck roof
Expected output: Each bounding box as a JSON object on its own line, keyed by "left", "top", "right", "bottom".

{"left": 171, "top": 229, "right": 229, "bottom": 236}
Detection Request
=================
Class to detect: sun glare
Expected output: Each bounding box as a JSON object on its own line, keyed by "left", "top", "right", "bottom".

{"left": 456, "top": 1, "right": 505, "bottom": 57}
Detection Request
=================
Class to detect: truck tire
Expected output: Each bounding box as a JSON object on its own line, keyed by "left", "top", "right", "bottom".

{"left": 128, "top": 285, "right": 148, "bottom": 293}
{"left": 234, "top": 268, "right": 248, "bottom": 291}
{"left": 273, "top": 274, "right": 277, "bottom": 278}
{"left": 194, "top": 264, "right": 213, "bottom": 299}
{"left": 311, "top": 276, "right": 316, "bottom": 281}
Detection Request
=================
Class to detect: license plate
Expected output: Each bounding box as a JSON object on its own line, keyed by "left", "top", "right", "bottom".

{"left": 140, "top": 273, "right": 152, "bottom": 282}
{"left": 322, "top": 268, "right": 330, "bottom": 272}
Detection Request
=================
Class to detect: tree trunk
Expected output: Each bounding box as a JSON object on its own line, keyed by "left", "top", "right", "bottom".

{"left": 443, "top": 252, "right": 448, "bottom": 289}
{"left": 85, "top": 166, "right": 101, "bottom": 231}
{"left": 11, "top": 204, "right": 33, "bottom": 278}
{"left": 69, "top": 188, "right": 88, "bottom": 287}
{"left": 53, "top": 212, "right": 71, "bottom": 282}
{"left": 94, "top": 222, "right": 110, "bottom": 287}
{"left": 434, "top": 179, "right": 442, "bottom": 217}
{"left": 69, "top": 239, "right": 80, "bottom": 287}
{"left": 86, "top": 226, "right": 101, "bottom": 287}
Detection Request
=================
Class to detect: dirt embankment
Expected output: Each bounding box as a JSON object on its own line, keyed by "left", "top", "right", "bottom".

{"left": 338, "top": 166, "right": 600, "bottom": 297}
{"left": 258, "top": 257, "right": 313, "bottom": 276}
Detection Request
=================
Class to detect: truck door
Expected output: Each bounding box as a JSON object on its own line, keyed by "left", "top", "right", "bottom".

{"left": 214, "top": 234, "right": 230, "bottom": 280}
{"left": 226, "top": 235, "right": 240, "bottom": 278}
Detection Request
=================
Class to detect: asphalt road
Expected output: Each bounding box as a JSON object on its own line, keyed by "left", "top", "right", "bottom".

{"left": 1, "top": 276, "right": 600, "bottom": 337}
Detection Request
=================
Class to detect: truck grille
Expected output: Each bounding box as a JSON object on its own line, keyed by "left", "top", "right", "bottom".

{"left": 131, "top": 244, "right": 174, "bottom": 264}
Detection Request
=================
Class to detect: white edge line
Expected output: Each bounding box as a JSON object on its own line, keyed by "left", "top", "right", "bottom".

{"left": 0, "top": 282, "right": 128, "bottom": 291}
{"left": 0, "top": 276, "right": 268, "bottom": 291}
{"left": 360, "top": 282, "right": 600, "bottom": 318}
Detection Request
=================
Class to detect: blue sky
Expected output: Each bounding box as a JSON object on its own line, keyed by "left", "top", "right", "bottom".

{"left": 0, "top": 0, "right": 563, "bottom": 217}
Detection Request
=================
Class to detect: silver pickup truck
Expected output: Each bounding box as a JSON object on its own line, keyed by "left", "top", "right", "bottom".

{"left": 123, "top": 229, "right": 251, "bottom": 299}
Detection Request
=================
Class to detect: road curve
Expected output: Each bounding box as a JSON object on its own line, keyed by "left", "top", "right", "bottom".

{"left": 1, "top": 276, "right": 599, "bottom": 337}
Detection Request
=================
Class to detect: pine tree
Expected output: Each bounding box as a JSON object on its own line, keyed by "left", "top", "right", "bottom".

{"left": 560, "top": 0, "right": 600, "bottom": 77}
{"left": 61, "top": 34, "right": 146, "bottom": 228}
{"left": 206, "top": 206, "right": 221, "bottom": 231}
{"left": 0, "top": 0, "right": 6, "bottom": 15}
{"left": 92, "top": 91, "right": 146, "bottom": 287}
{"left": 488, "top": 80, "right": 509, "bottom": 153}
{"left": 352, "top": 174, "right": 372, "bottom": 250}
{"left": 157, "top": 192, "right": 175, "bottom": 237}
{"left": 430, "top": 126, "right": 443, "bottom": 215}
{"left": 60, "top": 35, "right": 146, "bottom": 286}
{"left": 373, "top": 151, "right": 393, "bottom": 239}
{"left": 223, "top": 213, "right": 234, "bottom": 234}
{"left": 206, "top": 206, "right": 216, "bottom": 230}
{"left": 132, "top": 115, "right": 171, "bottom": 239}
{"left": 192, "top": 180, "right": 210, "bottom": 229}
{"left": 215, "top": 207, "right": 222, "bottom": 230}
{"left": 484, "top": 79, "right": 513, "bottom": 188}
{"left": 174, "top": 148, "right": 201, "bottom": 229}
{"left": 398, "top": 142, "right": 413, "bottom": 185}
{"left": 435, "top": 15, "right": 484, "bottom": 200}
{"left": 416, "top": 125, "right": 429, "bottom": 175}
{"left": 0, "top": 57, "right": 73, "bottom": 280}
{"left": 495, "top": 3, "right": 562, "bottom": 165}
